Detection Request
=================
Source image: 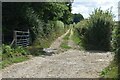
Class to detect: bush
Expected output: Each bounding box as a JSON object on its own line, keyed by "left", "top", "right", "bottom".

{"left": 2, "top": 44, "right": 14, "bottom": 59}
{"left": 2, "top": 44, "right": 29, "bottom": 60}
{"left": 2, "top": 44, "right": 30, "bottom": 68}
{"left": 74, "top": 19, "right": 89, "bottom": 46}
{"left": 75, "top": 9, "right": 114, "bottom": 51}
{"left": 33, "top": 20, "right": 65, "bottom": 48}
{"left": 112, "top": 21, "right": 120, "bottom": 78}
{"left": 14, "top": 46, "right": 29, "bottom": 55}
{"left": 53, "top": 21, "right": 64, "bottom": 35}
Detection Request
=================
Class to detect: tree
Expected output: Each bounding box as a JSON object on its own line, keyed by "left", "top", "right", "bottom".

{"left": 2, "top": 2, "right": 73, "bottom": 43}
{"left": 73, "top": 13, "right": 84, "bottom": 23}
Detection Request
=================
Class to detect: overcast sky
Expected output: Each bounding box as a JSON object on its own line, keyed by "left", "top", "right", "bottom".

{"left": 72, "top": 0, "right": 119, "bottom": 21}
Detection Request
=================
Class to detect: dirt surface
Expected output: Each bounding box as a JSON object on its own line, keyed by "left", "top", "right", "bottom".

{"left": 2, "top": 29, "right": 114, "bottom": 78}
{"left": 50, "top": 30, "right": 70, "bottom": 50}
{"left": 68, "top": 29, "right": 79, "bottom": 49}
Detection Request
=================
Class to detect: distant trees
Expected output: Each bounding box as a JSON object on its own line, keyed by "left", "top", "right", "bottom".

{"left": 30, "top": 2, "right": 72, "bottom": 24}
{"left": 73, "top": 13, "right": 84, "bottom": 23}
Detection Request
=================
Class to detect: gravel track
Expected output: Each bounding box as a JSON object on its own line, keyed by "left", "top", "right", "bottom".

{"left": 2, "top": 30, "right": 114, "bottom": 78}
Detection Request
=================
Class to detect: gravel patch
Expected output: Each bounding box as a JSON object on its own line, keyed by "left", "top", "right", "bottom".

{"left": 2, "top": 49, "right": 114, "bottom": 78}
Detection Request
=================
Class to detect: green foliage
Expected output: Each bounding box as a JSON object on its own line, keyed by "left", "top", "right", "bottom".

{"left": 2, "top": 44, "right": 29, "bottom": 60}
{"left": 63, "top": 31, "right": 70, "bottom": 40}
{"left": 1, "top": 56, "right": 29, "bottom": 69}
{"left": 112, "top": 21, "right": 120, "bottom": 52}
{"left": 2, "top": 2, "right": 73, "bottom": 69}
{"left": 53, "top": 21, "right": 64, "bottom": 35}
{"left": 1, "top": 44, "right": 30, "bottom": 69}
{"left": 72, "top": 29, "right": 81, "bottom": 46}
{"left": 100, "top": 61, "right": 118, "bottom": 78}
{"left": 2, "top": 2, "right": 72, "bottom": 44}
{"left": 73, "top": 19, "right": 89, "bottom": 49}
{"left": 86, "top": 9, "right": 113, "bottom": 51}
{"left": 60, "top": 41, "right": 71, "bottom": 49}
{"left": 75, "top": 19, "right": 89, "bottom": 37}
{"left": 30, "top": 2, "right": 72, "bottom": 23}
{"left": 23, "top": 5, "right": 66, "bottom": 48}
{"left": 32, "top": 20, "right": 65, "bottom": 48}
{"left": 112, "top": 21, "right": 120, "bottom": 78}
{"left": 100, "top": 21, "right": 120, "bottom": 79}
{"left": 74, "top": 8, "right": 114, "bottom": 51}
{"left": 15, "top": 46, "right": 29, "bottom": 55}
{"left": 73, "top": 13, "right": 84, "bottom": 23}
{"left": 2, "top": 44, "right": 14, "bottom": 59}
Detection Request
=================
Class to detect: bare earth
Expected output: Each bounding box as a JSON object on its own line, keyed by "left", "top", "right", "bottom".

{"left": 2, "top": 30, "right": 114, "bottom": 78}
{"left": 50, "top": 30, "right": 70, "bottom": 49}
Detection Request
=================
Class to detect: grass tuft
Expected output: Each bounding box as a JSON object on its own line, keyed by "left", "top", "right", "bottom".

{"left": 100, "top": 60, "right": 118, "bottom": 78}
{"left": 60, "top": 41, "right": 71, "bottom": 49}
{"left": 60, "top": 30, "right": 71, "bottom": 49}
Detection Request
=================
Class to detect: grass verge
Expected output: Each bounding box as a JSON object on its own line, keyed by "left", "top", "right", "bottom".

{"left": 100, "top": 60, "right": 118, "bottom": 78}
{"left": 1, "top": 56, "right": 30, "bottom": 69}
{"left": 72, "top": 30, "right": 81, "bottom": 45}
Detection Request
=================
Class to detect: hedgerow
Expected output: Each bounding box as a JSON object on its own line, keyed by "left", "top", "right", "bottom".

{"left": 74, "top": 8, "right": 114, "bottom": 51}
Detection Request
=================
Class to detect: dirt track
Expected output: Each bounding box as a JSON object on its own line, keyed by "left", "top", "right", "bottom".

{"left": 2, "top": 30, "right": 114, "bottom": 78}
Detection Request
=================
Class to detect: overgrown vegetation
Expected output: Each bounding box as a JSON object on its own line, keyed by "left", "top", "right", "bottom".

{"left": 74, "top": 8, "right": 114, "bottom": 51}
{"left": 32, "top": 20, "right": 66, "bottom": 48}
{"left": 1, "top": 56, "right": 29, "bottom": 69}
{"left": 1, "top": 44, "right": 30, "bottom": 69}
{"left": 111, "top": 21, "right": 120, "bottom": 78}
{"left": 102, "top": 19, "right": 120, "bottom": 79}
{"left": 2, "top": 2, "right": 72, "bottom": 45}
{"left": 73, "top": 19, "right": 89, "bottom": 50}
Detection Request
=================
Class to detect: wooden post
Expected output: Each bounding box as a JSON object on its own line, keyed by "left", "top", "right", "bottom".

{"left": 14, "top": 31, "right": 17, "bottom": 46}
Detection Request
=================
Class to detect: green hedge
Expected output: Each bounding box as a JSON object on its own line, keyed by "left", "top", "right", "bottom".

{"left": 32, "top": 20, "right": 65, "bottom": 48}
{"left": 74, "top": 9, "right": 114, "bottom": 51}
{"left": 112, "top": 22, "right": 120, "bottom": 51}
{"left": 25, "top": 7, "right": 66, "bottom": 48}
{"left": 100, "top": 21, "right": 120, "bottom": 78}
{"left": 112, "top": 21, "right": 120, "bottom": 77}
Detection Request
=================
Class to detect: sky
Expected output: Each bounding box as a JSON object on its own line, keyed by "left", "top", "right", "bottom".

{"left": 72, "top": 0, "right": 119, "bottom": 21}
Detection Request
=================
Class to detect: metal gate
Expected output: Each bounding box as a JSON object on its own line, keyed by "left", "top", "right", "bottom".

{"left": 11, "top": 30, "right": 30, "bottom": 47}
